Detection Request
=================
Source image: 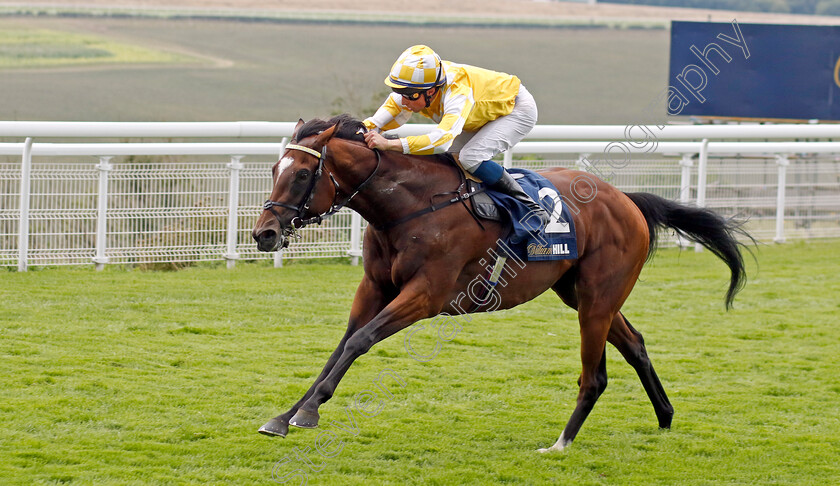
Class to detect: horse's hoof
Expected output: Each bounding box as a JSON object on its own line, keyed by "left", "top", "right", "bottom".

{"left": 289, "top": 409, "right": 320, "bottom": 429}
{"left": 658, "top": 412, "right": 674, "bottom": 429}
{"left": 258, "top": 418, "right": 289, "bottom": 437}
{"left": 537, "top": 432, "right": 569, "bottom": 453}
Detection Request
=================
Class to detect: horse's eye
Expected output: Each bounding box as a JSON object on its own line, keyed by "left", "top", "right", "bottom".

{"left": 296, "top": 169, "right": 311, "bottom": 182}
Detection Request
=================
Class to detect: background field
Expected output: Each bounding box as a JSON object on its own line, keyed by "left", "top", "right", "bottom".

{"left": 0, "top": 16, "right": 669, "bottom": 124}
{"left": 1, "top": 240, "right": 838, "bottom": 485}
{"left": 0, "top": 26, "right": 199, "bottom": 69}
{"left": 3, "top": 1, "right": 840, "bottom": 125}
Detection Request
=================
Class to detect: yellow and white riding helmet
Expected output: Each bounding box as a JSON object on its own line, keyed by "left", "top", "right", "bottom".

{"left": 384, "top": 45, "right": 444, "bottom": 89}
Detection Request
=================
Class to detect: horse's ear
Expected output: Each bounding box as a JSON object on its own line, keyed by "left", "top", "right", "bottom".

{"left": 313, "top": 123, "right": 338, "bottom": 148}
{"left": 292, "top": 118, "right": 305, "bottom": 139}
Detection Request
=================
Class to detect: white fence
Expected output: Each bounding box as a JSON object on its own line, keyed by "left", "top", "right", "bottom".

{"left": 2, "top": 122, "right": 839, "bottom": 270}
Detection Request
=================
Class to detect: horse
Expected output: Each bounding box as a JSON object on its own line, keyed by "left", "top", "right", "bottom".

{"left": 251, "top": 114, "right": 750, "bottom": 452}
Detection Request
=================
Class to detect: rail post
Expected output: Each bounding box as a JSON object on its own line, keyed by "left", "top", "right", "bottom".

{"left": 93, "top": 156, "right": 113, "bottom": 270}
{"left": 575, "top": 153, "right": 592, "bottom": 172}
{"left": 18, "top": 137, "right": 33, "bottom": 272}
{"left": 503, "top": 149, "right": 513, "bottom": 169}
{"left": 695, "top": 139, "right": 708, "bottom": 253}
{"left": 677, "top": 153, "right": 694, "bottom": 248}
{"left": 774, "top": 154, "right": 790, "bottom": 243}
{"left": 225, "top": 155, "right": 244, "bottom": 269}
{"left": 349, "top": 211, "right": 362, "bottom": 266}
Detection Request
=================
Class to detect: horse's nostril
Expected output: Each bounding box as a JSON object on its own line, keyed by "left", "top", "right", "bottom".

{"left": 252, "top": 228, "right": 276, "bottom": 243}
{"left": 253, "top": 228, "right": 280, "bottom": 252}
{"left": 258, "top": 229, "right": 277, "bottom": 244}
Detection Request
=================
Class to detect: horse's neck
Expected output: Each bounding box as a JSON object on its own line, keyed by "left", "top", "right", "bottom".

{"left": 380, "top": 152, "right": 458, "bottom": 195}
{"left": 334, "top": 142, "right": 459, "bottom": 227}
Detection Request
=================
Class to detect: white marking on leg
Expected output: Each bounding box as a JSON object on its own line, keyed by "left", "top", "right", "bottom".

{"left": 537, "top": 431, "right": 568, "bottom": 453}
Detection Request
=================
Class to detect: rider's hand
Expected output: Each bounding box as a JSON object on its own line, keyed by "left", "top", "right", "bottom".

{"left": 364, "top": 131, "right": 402, "bottom": 152}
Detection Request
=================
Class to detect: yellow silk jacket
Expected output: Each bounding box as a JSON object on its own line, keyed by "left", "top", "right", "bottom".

{"left": 363, "top": 61, "right": 521, "bottom": 155}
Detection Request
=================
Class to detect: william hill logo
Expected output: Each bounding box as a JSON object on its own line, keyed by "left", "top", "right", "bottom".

{"left": 527, "top": 243, "right": 570, "bottom": 256}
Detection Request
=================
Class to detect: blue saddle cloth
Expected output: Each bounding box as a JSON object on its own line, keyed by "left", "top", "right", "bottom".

{"left": 484, "top": 168, "right": 578, "bottom": 261}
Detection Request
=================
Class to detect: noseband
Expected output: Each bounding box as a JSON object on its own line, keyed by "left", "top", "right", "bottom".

{"left": 262, "top": 142, "right": 381, "bottom": 231}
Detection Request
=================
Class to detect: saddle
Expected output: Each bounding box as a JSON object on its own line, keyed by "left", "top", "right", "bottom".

{"left": 463, "top": 165, "right": 579, "bottom": 262}
{"left": 435, "top": 155, "right": 576, "bottom": 261}
{"left": 465, "top": 179, "right": 503, "bottom": 222}
{"left": 445, "top": 153, "right": 502, "bottom": 222}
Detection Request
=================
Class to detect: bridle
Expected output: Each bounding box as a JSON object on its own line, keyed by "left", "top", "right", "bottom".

{"left": 262, "top": 141, "right": 381, "bottom": 233}
{"left": 262, "top": 136, "right": 486, "bottom": 243}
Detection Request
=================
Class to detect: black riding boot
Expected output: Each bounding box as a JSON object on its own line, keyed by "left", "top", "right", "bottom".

{"left": 489, "top": 171, "right": 551, "bottom": 228}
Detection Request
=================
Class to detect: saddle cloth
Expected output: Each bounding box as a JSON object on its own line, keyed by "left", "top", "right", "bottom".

{"left": 469, "top": 168, "right": 578, "bottom": 261}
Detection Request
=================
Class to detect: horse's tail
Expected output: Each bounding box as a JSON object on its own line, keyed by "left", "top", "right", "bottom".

{"left": 624, "top": 192, "right": 753, "bottom": 309}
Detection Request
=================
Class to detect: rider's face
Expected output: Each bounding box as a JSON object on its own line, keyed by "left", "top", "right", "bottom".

{"left": 399, "top": 88, "right": 435, "bottom": 112}
{"left": 399, "top": 94, "right": 425, "bottom": 112}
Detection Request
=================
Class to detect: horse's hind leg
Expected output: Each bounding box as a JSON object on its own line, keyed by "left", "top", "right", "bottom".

{"left": 608, "top": 312, "right": 673, "bottom": 428}
{"left": 540, "top": 243, "right": 649, "bottom": 452}
{"left": 537, "top": 339, "right": 609, "bottom": 453}
{"left": 538, "top": 298, "right": 614, "bottom": 453}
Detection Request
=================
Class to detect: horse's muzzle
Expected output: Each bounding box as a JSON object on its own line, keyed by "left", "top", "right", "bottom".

{"left": 252, "top": 227, "right": 290, "bottom": 252}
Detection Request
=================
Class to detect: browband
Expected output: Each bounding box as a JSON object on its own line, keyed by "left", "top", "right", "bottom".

{"left": 285, "top": 143, "right": 322, "bottom": 158}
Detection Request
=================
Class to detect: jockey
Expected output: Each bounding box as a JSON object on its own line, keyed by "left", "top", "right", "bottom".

{"left": 363, "top": 45, "right": 550, "bottom": 228}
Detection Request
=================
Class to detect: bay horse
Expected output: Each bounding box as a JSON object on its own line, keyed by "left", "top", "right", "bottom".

{"left": 251, "top": 115, "right": 749, "bottom": 452}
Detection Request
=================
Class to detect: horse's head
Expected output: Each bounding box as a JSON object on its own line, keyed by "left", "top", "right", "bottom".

{"left": 252, "top": 119, "right": 340, "bottom": 252}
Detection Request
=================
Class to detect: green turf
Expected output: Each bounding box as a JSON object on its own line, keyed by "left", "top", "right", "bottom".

{"left": 1, "top": 239, "right": 838, "bottom": 485}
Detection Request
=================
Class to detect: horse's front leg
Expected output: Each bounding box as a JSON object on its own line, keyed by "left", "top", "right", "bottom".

{"left": 259, "top": 276, "right": 388, "bottom": 437}
{"left": 288, "top": 278, "right": 438, "bottom": 429}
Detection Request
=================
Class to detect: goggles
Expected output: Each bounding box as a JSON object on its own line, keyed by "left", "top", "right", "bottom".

{"left": 394, "top": 89, "right": 424, "bottom": 101}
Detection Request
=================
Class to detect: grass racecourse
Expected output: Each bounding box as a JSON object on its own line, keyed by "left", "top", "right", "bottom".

{"left": 1, "top": 10, "right": 838, "bottom": 486}
{"left": 1, "top": 239, "right": 839, "bottom": 485}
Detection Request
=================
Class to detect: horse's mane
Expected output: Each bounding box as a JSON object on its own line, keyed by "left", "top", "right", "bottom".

{"left": 295, "top": 114, "right": 454, "bottom": 167}
{"left": 295, "top": 114, "right": 366, "bottom": 143}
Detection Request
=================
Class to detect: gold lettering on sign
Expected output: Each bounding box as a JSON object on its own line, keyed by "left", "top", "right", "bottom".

{"left": 834, "top": 56, "right": 840, "bottom": 89}
{"left": 527, "top": 244, "right": 552, "bottom": 256}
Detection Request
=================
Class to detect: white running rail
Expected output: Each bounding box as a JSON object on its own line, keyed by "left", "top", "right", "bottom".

{"left": 2, "top": 122, "right": 839, "bottom": 270}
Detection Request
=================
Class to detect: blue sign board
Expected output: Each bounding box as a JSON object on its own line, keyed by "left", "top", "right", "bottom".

{"left": 668, "top": 21, "right": 840, "bottom": 121}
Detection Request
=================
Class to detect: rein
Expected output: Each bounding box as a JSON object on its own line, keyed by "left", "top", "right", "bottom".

{"left": 263, "top": 140, "right": 485, "bottom": 234}
{"left": 263, "top": 143, "right": 381, "bottom": 230}
{"left": 373, "top": 175, "right": 486, "bottom": 231}
{"left": 314, "top": 148, "right": 381, "bottom": 225}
